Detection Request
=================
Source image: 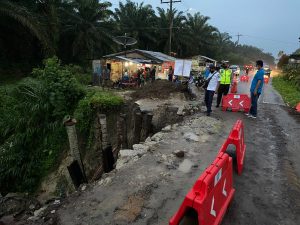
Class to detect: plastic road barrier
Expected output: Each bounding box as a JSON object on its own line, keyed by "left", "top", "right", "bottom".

{"left": 296, "top": 102, "right": 300, "bottom": 113}
{"left": 230, "top": 78, "right": 238, "bottom": 93}
{"left": 219, "top": 120, "right": 246, "bottom": 175}
{"left": 169, "top": 152, "right": 235, "bottom": 225}
{"left": 240, "top": 75, "right": 249, "bottom": 82}
{"left": 264, "top": 77, "right": 269, "bottom": 84}
{"left": 222, "top": 94, "right": 250, "bottom": 113}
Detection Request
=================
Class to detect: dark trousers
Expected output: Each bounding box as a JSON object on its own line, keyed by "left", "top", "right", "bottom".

{"left": 217, "top": 84, "right": 230, "bottom": 106}
{"left": 250, "top": 92, "right": 260, "bottom": 116}
{"left": 205, "top": 90, "right": 215, "bottom": 113}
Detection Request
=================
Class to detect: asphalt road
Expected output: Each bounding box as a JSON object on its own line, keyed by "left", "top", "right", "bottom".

{"left": 221, "top": 76, "right": 300, "bottom": 225}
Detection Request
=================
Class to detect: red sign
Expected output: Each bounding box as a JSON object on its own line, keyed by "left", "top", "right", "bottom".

{"left": 222, "top": 94, "right": 251, "bottom": 113}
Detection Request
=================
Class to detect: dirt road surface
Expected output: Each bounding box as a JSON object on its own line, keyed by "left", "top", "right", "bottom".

{"left": 17, "top": 77, "right": 300, "bottom": 225}
{"left": 222, "top": 76, "right": 300, "bottom": 225}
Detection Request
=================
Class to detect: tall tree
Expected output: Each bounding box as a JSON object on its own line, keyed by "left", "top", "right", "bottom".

{"left": 155, "top": 7, "right": 189, "bottom": 56}
{"left": 0, "top": 0, "right": 54, "bottom": 55}
{"left": 114, "top": 0, "right": 157, "bottom": 50}
{"left": 184, "top": 12, "right": 218, "bottom": 57}
{"left": 60, "top": 0, "right": 114, "bottom": 63}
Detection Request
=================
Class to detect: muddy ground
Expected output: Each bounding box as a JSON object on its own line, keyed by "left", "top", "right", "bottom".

{"left": 130, "top": 80, "right": 188, "bottom": 100}
{"left": 1, "top": 77, "right": 300, "bottom": 225}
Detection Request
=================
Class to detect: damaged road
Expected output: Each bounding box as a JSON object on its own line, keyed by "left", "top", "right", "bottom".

{"left": 56, "top": 114, "right": 225, "bottom": 225}
{"left": 55, "top": 78, "right": 300, "bottom": 225}
{"left": 2, "top": 78, "right": 300, "bottom": 225}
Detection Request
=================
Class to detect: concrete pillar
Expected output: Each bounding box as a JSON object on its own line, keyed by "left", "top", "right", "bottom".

{"left": 98, "top": 114, "right": 108, "bottom": 150}
{"left": 64, "top": 117, "right": 85, "bottom": 178}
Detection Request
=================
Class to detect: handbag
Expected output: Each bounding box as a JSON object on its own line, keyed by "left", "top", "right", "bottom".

{"left": 202, "top": 72, "right": 217, "bottom": 89}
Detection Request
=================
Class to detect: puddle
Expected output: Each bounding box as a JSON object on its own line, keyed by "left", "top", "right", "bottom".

{"left": 178, "top": 159, "right": 193, "bottom": 173}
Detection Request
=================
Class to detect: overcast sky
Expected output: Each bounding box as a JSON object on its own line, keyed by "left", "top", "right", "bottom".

{"left": 109, "top": 0, "right": 300, "bottom": 57}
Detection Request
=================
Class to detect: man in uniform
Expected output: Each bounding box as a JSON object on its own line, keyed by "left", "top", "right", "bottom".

{"left": 216, "top": 61, "right": 232, "bottom": 108}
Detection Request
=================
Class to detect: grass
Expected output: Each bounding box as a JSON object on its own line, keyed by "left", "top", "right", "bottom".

{"left": 272, "top": 76, "right": 300, "bottom": 107}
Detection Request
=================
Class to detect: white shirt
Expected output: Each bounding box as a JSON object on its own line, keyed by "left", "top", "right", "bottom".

{"left": 207, "top": 71, "right": 220, "bottom": 91}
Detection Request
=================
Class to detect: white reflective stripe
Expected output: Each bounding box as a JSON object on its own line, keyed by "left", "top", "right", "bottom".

{"left": 239, "top": 100, "right": 244, "bottom": 107}
{"left": 228, "top": 100, "right": 233, "bottom": 106}
{"left": 222, "top": 179, "right": 227, "bottom": 197}
{"left": 214, "top": 169, "right": 222, "bottom": 186}
{"left": 210, "top": 196, "right": 216, "bottom": 217}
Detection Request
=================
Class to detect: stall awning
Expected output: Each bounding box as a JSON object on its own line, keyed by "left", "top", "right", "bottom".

{"left": 114, "top": 56, "right": 157, "bottom": 64}
{"left": 103, "top": 49, "right": 176, "bottom": 64}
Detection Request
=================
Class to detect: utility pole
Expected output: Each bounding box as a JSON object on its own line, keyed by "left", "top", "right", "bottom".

{"left": 236, "top": 33, "right": 243, "bottom": 45}
{"left": 161, "top": 0, "right": 181, "bottom": 55}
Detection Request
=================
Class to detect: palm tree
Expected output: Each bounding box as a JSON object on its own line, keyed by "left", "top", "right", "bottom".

{"left": 0, "top": 0, "right": 54, "bottom": 55}
{"left": 114, "top": 0, "right": 157, "bottom": 50}
{"left": 185, "top": 12, "right": 218, "bottom": 57}
{"left": 212, "top": 32, "right": 233, "bottom": 60}
{"left": 60, "top": 0, "right": 115, "bottom": 62}
{"left": 155, "top": 7, "right": 189, "bottom": 56}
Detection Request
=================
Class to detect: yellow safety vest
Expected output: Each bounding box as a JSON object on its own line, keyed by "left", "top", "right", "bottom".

{"left": 220, "top": 69, "right": 232, "bottom": 85}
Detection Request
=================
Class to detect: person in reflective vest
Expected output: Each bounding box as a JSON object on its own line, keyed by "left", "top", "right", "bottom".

{"left": 216, "top": 62, "right": 232, "bottom": 107}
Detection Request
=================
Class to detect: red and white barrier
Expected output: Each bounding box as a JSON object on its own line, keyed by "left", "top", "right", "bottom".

{"left": 219, "top": 119, "right": 246, "bottom": 175}
{"left": 169, "top": 152, "right": 235, "bottom": 225}
{"left": 240, "top": 75, "right": 249, "bottom": 82}
{"left": 222, "top": 94, "right": 251, "bottom": 113}
{"left": 169, "top": 120, "right": 247, "bottom": 225}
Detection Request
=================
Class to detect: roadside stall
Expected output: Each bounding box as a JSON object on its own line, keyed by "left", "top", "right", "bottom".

{"left": 102, "top": 49, "right": 176, "bottom": 82}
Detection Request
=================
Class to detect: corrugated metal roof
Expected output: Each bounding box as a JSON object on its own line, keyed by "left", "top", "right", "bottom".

{"left": 137, "top": 50, "right": 176, "bottom": 62}
{"left": 103, "top": 49, "right": 176, "bottom": 63}
{"left": 115, "top": 56, "right": 154, "bottom": 64}
{"left": 200, "top": 55, "right": 217, "bottom": 62}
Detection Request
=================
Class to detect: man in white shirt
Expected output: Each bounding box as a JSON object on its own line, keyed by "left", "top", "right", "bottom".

{"left": 205, "top": 65, "right": 220, "bottom": 116}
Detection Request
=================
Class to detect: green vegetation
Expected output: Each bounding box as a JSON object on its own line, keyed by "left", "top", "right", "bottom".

{"left": 273, "top": 66, "right": 300, "bottom": 107}
{"left": 74, "top": 90, "right": 123, "bottom": 155}
{"left": 281, "top": 64, "right": 300, "bottom": 89}
{"left": 0, "top": 57, "right": 123, "bottom": 194}
{"left": 0, "top": 0, "right": 274, "bottom": 81}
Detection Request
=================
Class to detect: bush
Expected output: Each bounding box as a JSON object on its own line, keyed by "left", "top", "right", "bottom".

{"left": 0, "top": 57, "right": 85, "bottom": 194}
{"left": 273, "top": 76, "right": 300, "bottom": 107}
{"left": 65, "top": 64, "right": 92, "bottom": 85}
{"left": 74, "top": 90, "right": 124, "bottom": 134}
{"left": 277, "top": 54, "right": 289, "bottom": 69}
{"left": 74, "top": 90, "right": 124, "bottom": 155}
{"left": 282, "top": 64, "right": 300, "bottom": 90}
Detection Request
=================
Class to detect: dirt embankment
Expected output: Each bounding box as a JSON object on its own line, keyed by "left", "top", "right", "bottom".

{"left": 0, "top": 81, "right": 205, "bottom": 225}
{"left": 130, "top": 80, "right": 188, "bottom": 100}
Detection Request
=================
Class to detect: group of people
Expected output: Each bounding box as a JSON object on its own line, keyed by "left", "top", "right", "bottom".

{"left": 93, "top": 65, "right": 111, "bottom": 87}
{"left": 123, "top": 66, "right": 157, "bottom": 87}
{"left": 135, "top": 67, "right": 156, "bottom": 86}
{"left": 204, "top": 60, "right": 265, "bottom": 118}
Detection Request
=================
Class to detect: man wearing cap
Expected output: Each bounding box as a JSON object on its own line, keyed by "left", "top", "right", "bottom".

{"left": 204, "top": 65, "right": 220, "bottom": 116}
{"left": 216, "top": 62, "right": 232, "bottom": 108}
